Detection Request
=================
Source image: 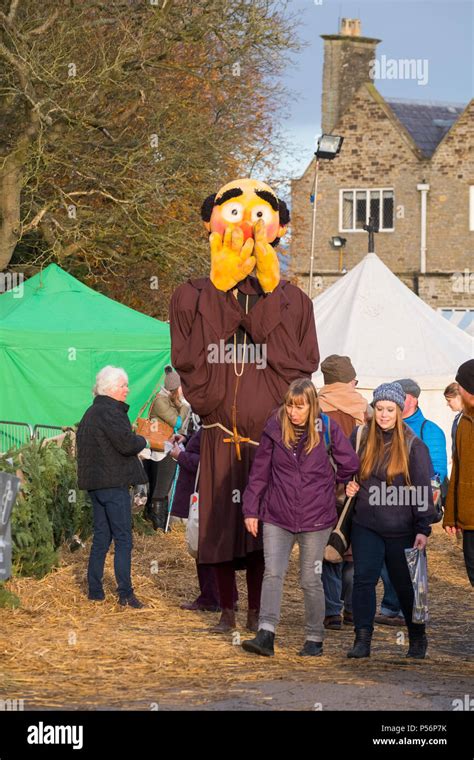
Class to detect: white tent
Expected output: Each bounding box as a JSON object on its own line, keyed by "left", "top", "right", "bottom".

{"left": 312, "top": 253, "right": 473, "bottom": 461}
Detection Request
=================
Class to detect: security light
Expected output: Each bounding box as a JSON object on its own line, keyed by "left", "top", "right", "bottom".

{"left": 315, "top": 134, "right": 344, "bottom": 160}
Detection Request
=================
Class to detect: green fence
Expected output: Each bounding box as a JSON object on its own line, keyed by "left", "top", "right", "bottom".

{"left": 0, "top": 422, "right": 71, "bottom": 453}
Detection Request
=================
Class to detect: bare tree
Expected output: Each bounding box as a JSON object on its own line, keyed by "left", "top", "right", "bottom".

{"left": 0, "top": 0, "right": 299, "bottom": 317}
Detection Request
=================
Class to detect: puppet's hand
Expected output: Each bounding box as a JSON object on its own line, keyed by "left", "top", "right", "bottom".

{"left": 254, "top": 219, "right": 280, "bottom": 293}
{"left": 210, "top": 226, "right": 256, "bottom": 291}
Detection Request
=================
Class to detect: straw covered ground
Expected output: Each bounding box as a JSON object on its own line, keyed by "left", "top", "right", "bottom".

{"left": 1, "top": 523, "right": 473, "bottom": 711}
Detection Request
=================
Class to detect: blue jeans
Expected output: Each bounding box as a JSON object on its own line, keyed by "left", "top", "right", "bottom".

{"left": 87, "top": 487, "right": 133, "bottom": 599}
{"left": 351, "top": 522, "right": 424, "bottom": 635}
{"left": 322, "top": 560, "right": 354, "bottom": 616}
{"left": 380, "top": 561, "right": 401, "bottom": 616}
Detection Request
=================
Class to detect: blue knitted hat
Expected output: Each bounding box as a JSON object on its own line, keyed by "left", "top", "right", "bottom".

{"left": 372, "top": 382, "right": 405, "bottom": 410}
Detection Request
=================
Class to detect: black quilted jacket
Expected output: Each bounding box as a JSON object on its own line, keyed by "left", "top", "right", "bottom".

{"left": 76, "top": 395, "right": 148, "bottom": 490}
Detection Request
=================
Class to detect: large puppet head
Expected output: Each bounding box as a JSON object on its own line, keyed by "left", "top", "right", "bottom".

{"left": 201, "top": 178, "right": 290, "bottom": 247}
{"left": 201, "top": 178, "right": 290, "bottom": 293}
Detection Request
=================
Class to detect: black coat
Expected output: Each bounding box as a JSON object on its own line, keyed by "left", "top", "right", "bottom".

{"left": 349, "top": 424, "right": 435, "bottom": 537}
{"left": 77, "top": 395, "right": 148, "bottom": 491}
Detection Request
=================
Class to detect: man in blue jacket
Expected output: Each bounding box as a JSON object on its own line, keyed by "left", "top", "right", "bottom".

{"left": 398, "top": 379, "right": 447, "bottom": 482}
{"left": 375, "top": 378, "right": 447, "bottom": 625}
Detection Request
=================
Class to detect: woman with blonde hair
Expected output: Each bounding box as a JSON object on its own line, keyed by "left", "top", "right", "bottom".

{"left": 345, "top": 382, "right": 436, "bottom": 660}
{"left": 241, "top": 378, "right": 359, "bottom": 657}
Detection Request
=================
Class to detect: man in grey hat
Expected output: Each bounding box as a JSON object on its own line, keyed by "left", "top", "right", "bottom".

{"left": 375, "top": 377, "right": 447, "bottom": 625}
{"left": 397, "top": 379, "right": 447, "bottom": 483}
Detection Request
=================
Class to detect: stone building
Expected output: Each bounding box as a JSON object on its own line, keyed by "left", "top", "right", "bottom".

{"left": 290, "top": 18, "right": 474, "bottom": 335}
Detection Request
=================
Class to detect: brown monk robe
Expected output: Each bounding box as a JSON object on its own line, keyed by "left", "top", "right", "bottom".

{"left": 170, "top": 273, "right": 319, "bottom": 630}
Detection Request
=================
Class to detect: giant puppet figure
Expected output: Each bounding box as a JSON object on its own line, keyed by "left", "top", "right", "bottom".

{"left": 170, "top": 178, "right": 319, "bottom": 632}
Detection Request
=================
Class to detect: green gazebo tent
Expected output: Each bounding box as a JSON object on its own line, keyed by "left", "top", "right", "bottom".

{"left": 0, "top": 264, "right": 171, "bottom": 430}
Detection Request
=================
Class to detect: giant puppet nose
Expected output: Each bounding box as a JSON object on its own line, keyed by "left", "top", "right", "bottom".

{"left": 239, "top": 220, "right": 254, "bottom": 240}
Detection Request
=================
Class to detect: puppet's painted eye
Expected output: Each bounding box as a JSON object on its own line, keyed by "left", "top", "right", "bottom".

{"left": 251, "top": 205, "right": 274, "bottom": 225}
{"left": 221, "top": 202, "right": 244, "bottom": 222}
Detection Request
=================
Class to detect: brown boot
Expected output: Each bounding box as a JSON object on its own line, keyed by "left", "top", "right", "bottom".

{"left": 246, "top": 609, "right": 259, "bottom": 633}
{"left": 209, "top": 609, "right": 236, "bottom": 633}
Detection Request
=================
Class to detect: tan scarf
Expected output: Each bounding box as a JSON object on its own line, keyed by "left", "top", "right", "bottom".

{"left": 318, "top": 382, "right": 367, "bottom": 425}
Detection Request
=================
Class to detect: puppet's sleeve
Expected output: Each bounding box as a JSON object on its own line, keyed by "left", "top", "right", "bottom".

{"left": 169, "top": 280, "right": 241, "bottom": 416}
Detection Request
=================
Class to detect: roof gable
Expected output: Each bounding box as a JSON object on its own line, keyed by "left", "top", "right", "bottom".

{"left": 384, "top": 98, "right": 466, "bottom": 158}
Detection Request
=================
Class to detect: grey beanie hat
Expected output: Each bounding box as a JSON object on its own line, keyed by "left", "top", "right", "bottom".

{"left": 395, "top": 378, "right": 421, "bottom": 399}
{"left": 164, "top": 365, "right": 181, "bottom": 391}
{"left": 372, "top": 382, "right": 405, "bottom": 411}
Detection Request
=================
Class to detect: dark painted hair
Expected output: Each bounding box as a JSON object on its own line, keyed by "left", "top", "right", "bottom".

{"left": 200, "top": 189, "right": 290, "bottom": 248}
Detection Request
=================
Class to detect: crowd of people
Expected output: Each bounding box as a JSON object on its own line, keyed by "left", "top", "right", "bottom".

{"left": 76, "top": 356, "right": 474, "bottom": 658}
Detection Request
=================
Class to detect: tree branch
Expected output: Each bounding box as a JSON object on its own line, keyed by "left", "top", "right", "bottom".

{"left": 26, "top": 9, "right": 60, "bottom": 37}
{"left": 8, "top": 0, "right": 20, "bottom": 24}
{"left": 62, "top": 189, "right": 133, "bottom": 205}
{"left": 17, "top": 205, "right": 51, "bottom": 235}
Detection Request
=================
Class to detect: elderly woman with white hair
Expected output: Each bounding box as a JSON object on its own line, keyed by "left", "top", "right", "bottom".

{"left": 77, "top": 366, "right": 149, "bottom": 608}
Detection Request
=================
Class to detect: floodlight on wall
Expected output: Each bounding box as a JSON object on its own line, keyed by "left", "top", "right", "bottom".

{"left": 308, "top": 134, "right": 344, "bottom": 298}
{"left": 315, "top": 134, "right": 344, "bottom": 160}
{"left": 331, "top": 236, "right": 347, "bottom": 271}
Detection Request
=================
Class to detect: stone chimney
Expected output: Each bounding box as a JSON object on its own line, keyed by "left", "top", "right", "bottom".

{"left": 321, "top": 19, "right": 381, "bottom": 134}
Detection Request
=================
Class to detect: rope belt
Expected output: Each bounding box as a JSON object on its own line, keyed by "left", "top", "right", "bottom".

{"left": 201, "top": 421, "right": 259, "bottom": 460}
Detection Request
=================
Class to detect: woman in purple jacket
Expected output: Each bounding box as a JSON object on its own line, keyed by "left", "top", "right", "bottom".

{"left": 241, "top": 378, "right": 359, "bottom": 658}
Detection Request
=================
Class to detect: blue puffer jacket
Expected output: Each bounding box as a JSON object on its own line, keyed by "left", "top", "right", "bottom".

{"left": 404, "top": 406, "right": 447, "bottom": 481}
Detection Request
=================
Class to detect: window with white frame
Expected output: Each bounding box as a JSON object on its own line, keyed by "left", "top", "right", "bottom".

{"left": 340, "top": 188, "right": 394, "bottom": 232}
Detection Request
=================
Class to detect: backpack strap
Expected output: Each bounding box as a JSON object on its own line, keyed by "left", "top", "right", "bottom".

{"left": 320, "top": 413, "right": 336, "bottom": 473}
{"left": 321, "top": 412, "right": 331, "bottom": 451}
{"left": 420, "top": 419, "right": 427, "bottom": 441}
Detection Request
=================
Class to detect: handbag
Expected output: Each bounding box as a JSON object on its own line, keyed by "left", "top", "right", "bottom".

{"left": 186, "top": 462, "right": 200, "bottom": 558}
{"left": 324, "top": 424, "right": 364, "bottom": 563}
{"left": 134, "top": 381, "right": 173, "bottom": 451}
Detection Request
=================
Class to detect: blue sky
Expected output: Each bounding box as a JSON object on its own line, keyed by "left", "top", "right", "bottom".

{"left": 278, "top": 0, "right": 473, "bottom": 178}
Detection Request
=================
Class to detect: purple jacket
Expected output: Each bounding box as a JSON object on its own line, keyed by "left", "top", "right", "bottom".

{"left": 242, "top": 413, "right": 359, "bottom": 533}
{"left": 170, "top": 428, "right": 201, "bottom": 519}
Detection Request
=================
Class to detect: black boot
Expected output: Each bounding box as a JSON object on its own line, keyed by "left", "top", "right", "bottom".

{"left": 242, "top": 629, "right": 275, "bottom": 657}
{"left": 406, "top": 630, "right": 428, "bottom": 659}
{"left": 149, "top": 498, "right": 169, "bottom": 532}
{"left": 119, "top": 593, "right": 145, "bottom": 609}
{"left": 347, "top": 627, "right": 372, "bottom": 658}
{"left": 299, "top": 640, "right": 323, "bottom": 657}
